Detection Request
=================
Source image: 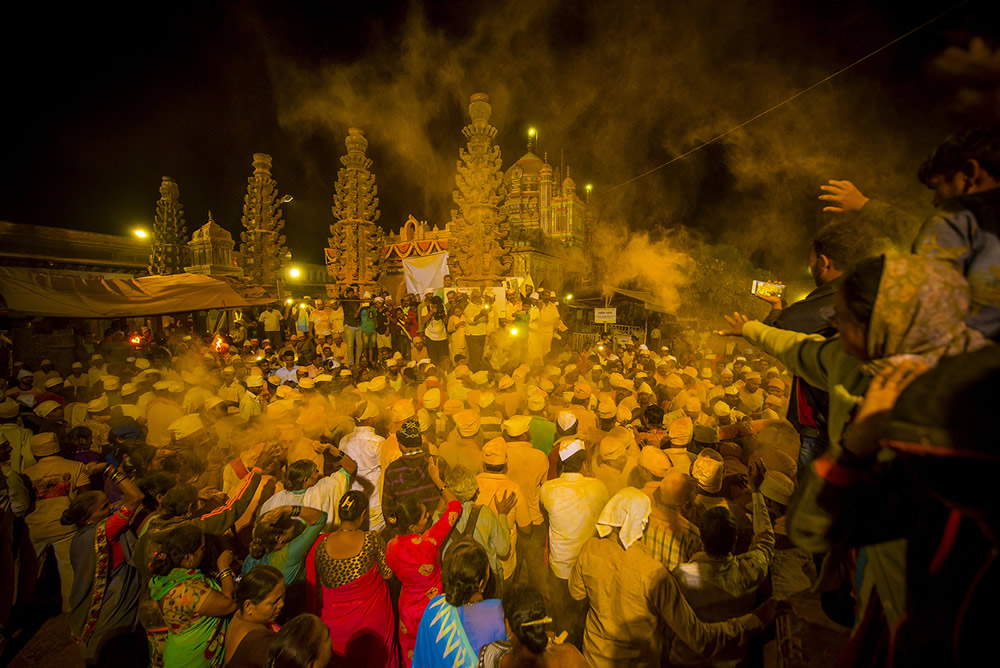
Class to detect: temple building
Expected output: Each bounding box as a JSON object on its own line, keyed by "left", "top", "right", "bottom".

{"left": 503, "top": 151, "right": 587, "bottom": 249}
{"left": 184, "top": 212, "right": 242, "bottom": 277}
{"left": 499, "top": 145, "right": 595, "bottom": 292}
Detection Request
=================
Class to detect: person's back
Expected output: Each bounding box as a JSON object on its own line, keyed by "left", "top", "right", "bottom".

{"left": 570, "top": 534, "right": 667, "bottom": 664}
{"left": 909, "top": 127, "right": 1000, "bottom": 340}
{"left": 914, "top": 186, "right": 1000, "bottom": 339}
{"left": 146, "top": 395, "right": 183, "bottom": 447}
{"left": 540, "top": 449, "right": 609, "bottom": 580}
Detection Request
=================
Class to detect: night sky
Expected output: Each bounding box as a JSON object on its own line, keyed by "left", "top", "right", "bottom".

{"left": 2, "top": 0, "right": 998, "bottom": 274}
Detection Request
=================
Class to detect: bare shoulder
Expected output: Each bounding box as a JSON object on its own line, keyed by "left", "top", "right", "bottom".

{"left": 546, "top": 642, "right": 587, "bottom": 667}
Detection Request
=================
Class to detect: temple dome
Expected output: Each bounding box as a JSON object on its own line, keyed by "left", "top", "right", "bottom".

{"left": 503, "top": 152, "right": 547, "bottom": 188}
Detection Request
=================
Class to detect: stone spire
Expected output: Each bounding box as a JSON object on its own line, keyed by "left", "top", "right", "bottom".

{"left": 327, "top": 127, "right": 385, "bottom": 288}
{"left": 448, "top": 93, "right": 512, "bottom": 284}
{"left": 239, "top": 153, "right": 288, "bottom": 287}
{"left": 149, "top": 176, "right": 187, "bottom": 275}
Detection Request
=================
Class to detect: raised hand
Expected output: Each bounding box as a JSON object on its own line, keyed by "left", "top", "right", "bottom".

{"left": 855, "top": 359, "right": 928, "bottom": 424}
{"left": 819, "top": 179, "right": 870, "bottom": 213}
{"left": 495, "top": 490, "right": 516, "bottom": 516}
{"left": 719, "top": 312, "right": 753, "bottom": 337}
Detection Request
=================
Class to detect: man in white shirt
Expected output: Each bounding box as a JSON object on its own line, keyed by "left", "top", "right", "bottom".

{"left": 309, "top": 299, "right": 333, "bottom": 344}
{"left": 239, "top": 375, "right": 264, "bottom": 420}
{"left": 259, "top": 456, "right": 354, "bottom": 528}
{"left": 463, "top": 289, "right": 489, "bottom": 371}
{"left": 259, "top": 304, "right": 285, "bottom": 348}
{"left": 540, "top": 438, "right": 609, "bottom": 645}
{"left": 328, "top": 298, "right": 345, "bottom": 337}
{"left": 217, "top": 366, "right": 246, "bottom": 404}
{"left": 338, "top": 401, "right": 386, "bottom": 531}
{"left": 0, "top": 399, "right": 35, "bottom": 472}
{"left": 274, "top": 350, "right": 299, "bottom": 385}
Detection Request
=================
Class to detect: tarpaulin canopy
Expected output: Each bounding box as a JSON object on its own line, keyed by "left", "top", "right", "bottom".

{"left": 0, "top": 267, "right": 273, "bottom": 318}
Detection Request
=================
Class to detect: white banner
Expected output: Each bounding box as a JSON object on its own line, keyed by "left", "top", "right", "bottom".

{"left": 402, "top": 251, "right": 450, "bottom": 296}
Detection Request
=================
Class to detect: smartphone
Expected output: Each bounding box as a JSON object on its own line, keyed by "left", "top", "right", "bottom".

{"left": 751, "top": 280, "right": 785, "bottom": 299}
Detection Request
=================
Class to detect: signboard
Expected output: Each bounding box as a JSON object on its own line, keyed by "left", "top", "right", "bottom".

{"left": 594, "top": 307, "right": 616, "bottom": 323}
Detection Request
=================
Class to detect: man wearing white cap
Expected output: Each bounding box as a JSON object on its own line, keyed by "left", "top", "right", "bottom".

{"left": 540, "top": 438, "right": 609, "bottom": 643}
{"left": 737, "top": 372, "right": 765, "bottom": 414}
{"left": 82, "top": 395, "right": 113, "bottom": 450}
{"left": 339, "top": 400, "right": 388, "bottom": 531}
{"left": 24, "top": 432, "right": 91, "bottom": 612}
{"left": 87, "top": 353, "right": 109, "bottom": 387}
{"left": 477, "top": 437, "right": 531, "bottom": 586}
{"left": 592, "top": 436, "right": 636, "bottom": 497}
{"left": 7, "top": 369, "right": 41, "bottom": 408}
{"left": 145, "top": 381, "right": 185, "bottom": 448}
{"left": 501, "top": 415, "right": 549, "bottom": 588}
{"left": 66, "top": 361, "right": 91, "bottom": 394}
{"left": 33, "top": 359, "right": 60, "bottom": 390}
{"left": 0, "top": 398, "right": 35, "bottom": 472}
{"left": 240, "top": 374, "right": 265, "bottom": 420}
{"left": 217, "top": 366, "right": 246, "bottom": 404}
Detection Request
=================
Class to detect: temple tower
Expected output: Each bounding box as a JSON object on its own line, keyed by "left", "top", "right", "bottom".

{"left": 448, "top": 93, "right": 512, "bottom": 285}
{"left": 327, "top": 127, "right": 385, "bottom": 292}
{"left": 149, "top": 176, "right": 187, "bottom": 275}
{"left": 238, "top": 153, "right": 288, "bottom": 287}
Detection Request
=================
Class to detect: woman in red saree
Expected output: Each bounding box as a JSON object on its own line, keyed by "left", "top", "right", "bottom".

{"left": 386, "top": 495, "right": 462, "bottom": 666}
{"left": 305, "top": 490, "right": 399, "bottom": 667}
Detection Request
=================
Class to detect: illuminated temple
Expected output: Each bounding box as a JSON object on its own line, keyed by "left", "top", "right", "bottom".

{"left": 379, "top": 95, "right": 596, "bottom": 295}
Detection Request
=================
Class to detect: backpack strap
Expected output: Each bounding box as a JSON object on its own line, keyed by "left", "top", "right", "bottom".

{"left": 459, "top": 504, "right": 482, "bottom": 539}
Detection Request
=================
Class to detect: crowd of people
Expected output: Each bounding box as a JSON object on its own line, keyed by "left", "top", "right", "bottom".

{"left": 0, "top": 126, "right": 997, "bottom": 668}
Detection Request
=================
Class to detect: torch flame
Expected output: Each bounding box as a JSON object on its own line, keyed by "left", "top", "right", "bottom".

{"left": 214, "top": 337, "right": 223, "bottom": 352}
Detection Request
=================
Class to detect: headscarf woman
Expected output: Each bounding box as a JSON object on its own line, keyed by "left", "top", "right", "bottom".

{"left": 148, "top": 524, "right": 237, "bottom": 667}
{"left": 304, "top": 490, "right": 399, "bottom": 667}
{"left": 62, "top": 464, "right": 144, "bottom": 665}
{"left": 721, "top": 254, "right": 989, "bottom": 662}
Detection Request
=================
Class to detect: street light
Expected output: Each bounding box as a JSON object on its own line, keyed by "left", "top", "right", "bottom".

{"left": 289, "top": 267, "right": 301, "bottom": 279}
{"left": 281, "top": 195, "right": 294, "bottom": 203}
{"left": 133, "top": 229, "right": 148, "bottom": 238}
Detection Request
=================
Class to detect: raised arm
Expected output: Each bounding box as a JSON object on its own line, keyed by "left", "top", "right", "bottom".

{"left": 198, "top": 448, "right": 278, "bottom": 535}
{"left": 725, "top": 319, "right": 841, "bottom": 395}
{"left": 197, "top": 550, "right": 238, "bottom": 617}
{"left": 286, "top": 510, "right": 328, "bottom": 562}
{"left": 652, "top": 570, "right": 766, "bottom": 659}
{"left": 424, "top": 499, "right": 463, "bottom": 544}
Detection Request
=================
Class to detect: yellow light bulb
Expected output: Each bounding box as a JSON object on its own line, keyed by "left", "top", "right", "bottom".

{"left": 510, "top": 328, "right": 519, "bottom": 336}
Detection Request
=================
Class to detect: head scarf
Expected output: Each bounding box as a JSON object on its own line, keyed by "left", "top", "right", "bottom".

{"left": 596, "top": 487, "right": 651, "bottom": 550}
{"left": 864, "top": 255, "right": 987, "bottom": 374}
